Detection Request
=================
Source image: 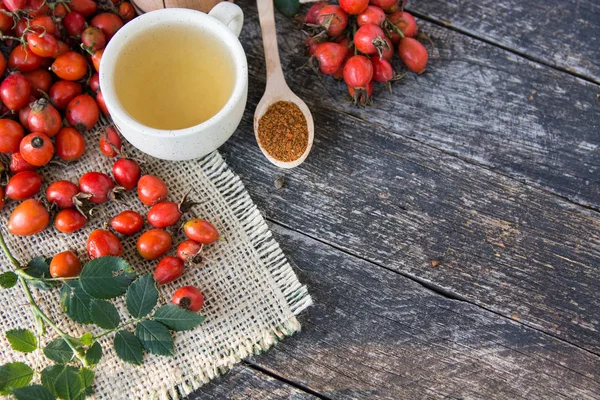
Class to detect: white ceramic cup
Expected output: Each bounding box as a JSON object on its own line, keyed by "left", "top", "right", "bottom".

{"left": 100, "top": 3, "right": 247, "bottom": 161}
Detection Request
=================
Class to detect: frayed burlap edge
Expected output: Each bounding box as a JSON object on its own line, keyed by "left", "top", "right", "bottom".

{"left": 146, "top": 151, "right": 312, "bottom": 400}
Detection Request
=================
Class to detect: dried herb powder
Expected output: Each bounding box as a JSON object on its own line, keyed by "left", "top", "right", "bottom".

{"left": 257, "top": 101, "right": 309, "bottom": 162}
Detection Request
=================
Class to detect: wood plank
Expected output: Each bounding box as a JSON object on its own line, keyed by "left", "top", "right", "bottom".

{"left": 242, "top": 1, "right": 600, "bottom": 210}
{"left": 245, "top": 223, "right": 600, "bottom": 399}
{"left": 407, "top": 0, "right": 600, "bottom": 84}
{"left": 220, "top": 29, "right": 600, "bottom": 352}
{"left": 189, "top": 364, "right": 318, "bottom": 399}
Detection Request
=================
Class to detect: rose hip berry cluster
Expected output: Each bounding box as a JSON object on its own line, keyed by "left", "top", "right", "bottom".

{"left": 0, "top": 1, "right": 212, "bottom": 313}
{"left": 305, "top": 0, "right": 429, "bottom": 105}
{"left": 0, "top": 0, "right": 136, "bottom": 233}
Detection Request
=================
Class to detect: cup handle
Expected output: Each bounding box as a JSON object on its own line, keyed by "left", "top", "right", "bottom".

{"left": 209, "top": 2, "right": 244, "bottom": 38}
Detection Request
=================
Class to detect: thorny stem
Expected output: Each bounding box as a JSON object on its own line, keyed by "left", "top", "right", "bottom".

{"left": 0, "top": 229, "right": 90, "bottom": 368}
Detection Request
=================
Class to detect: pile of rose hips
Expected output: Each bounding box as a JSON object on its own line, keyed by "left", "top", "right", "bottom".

{"left": 0, "top": 0, "right": 211, "bottom": 313}
{"left": 304, "top": 0, "right": 429, "bottom": 105}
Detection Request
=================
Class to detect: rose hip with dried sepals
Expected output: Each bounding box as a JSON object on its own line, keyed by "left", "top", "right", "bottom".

{"left": 99, "top": 126, "right": 122, "bottom": 158}
{"left": 79, "top": 172, "right": 116, "bottom": 204}
{"left": 344, "top": 55, "right": 373, "bottom": 105}
{"left": 46, "top": 180, "right": 80, "bottom": 209}
{"left": 305, "top": 1, "right": 328, "bottom": 24}
{"left": 316, "top": 5, "right": 348, "bottom": 37}
{"left": 354, "top": 24, "right": 390, "bottom": 57}
{"left": 113, "top": 158, "right": 141, "bottom": 191}
{"left": 177, "top": 240, "right": 203, "bottom": 264}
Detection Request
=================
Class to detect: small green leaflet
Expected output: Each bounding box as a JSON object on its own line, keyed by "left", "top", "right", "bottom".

{"left": 154, "top": 305, "right": 206, "bottom": 331}
{"left": 42, "top": 365, "right": 86, "bottom": 400}
{"left": 85, "top": 342, "right": 102, "bottom": 366}
{"left": 54, "top": 366, "right": 83, "bottom": 400}
{"left": 41, "top": 365, "right": 64, "bottom": 396}
{"left": 114, "top": 330, "right": 144, "bottom": 365}
{"left": 78, "top": 332, "right": 94, "bottom": 347}
{"left": 23, "top": 257, "right": 57, "bottom": 289}
{"left": 80, "top": 368, "right": 95, "bottom": 396}
{"left": 0, "top": 271, "right": 17, "bottom": 288}
{"left": 23, "top": 257, "right": 51, "bottom": 278}
{"left": 126, "top": 274, "right": 158, "bottom": 319}
{"left": 136, "top": 320, "right": 174, "bottom": 356}
{"left": 6, "top": 329, "right": 37, "bottom": 353}
{"left": 60, "top": 281, "right": 94, "bottom": 324}
{"left": 79, "top": 256, "right": 136, "bottom": 299}
{"left": 12, "top": 385, "right": 56, "bottom": 400}
{"left": 89, "top": 299, "right": 120, "bottom": 329}
{"left": 44, "top": 338, "right": 74, "bottom": 364}
{"left": 0, "top": 362, "right": 33, "bottom": 395}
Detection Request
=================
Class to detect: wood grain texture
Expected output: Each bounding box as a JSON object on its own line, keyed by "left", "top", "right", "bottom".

{"left": 189, "top": 364, "right": 317, "bottom": 399}
{"left": 241, "top": 2, "right": 600, "bottom": 210}
{"left": 407, "top": 0, "right": 600, "bottom": 84}
{"left": 218, "top": 10, "right": 600, "bottom": 353}
{"left": 241, "top": 224, "right": 600, "bottom": 399}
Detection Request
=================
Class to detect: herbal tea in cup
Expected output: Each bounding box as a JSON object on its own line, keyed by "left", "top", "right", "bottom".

{"left": 114, "top": 26, "right": 235, "bottom": 130}
{"left": 100, "top": 4, "right": 248, "bottom": 161}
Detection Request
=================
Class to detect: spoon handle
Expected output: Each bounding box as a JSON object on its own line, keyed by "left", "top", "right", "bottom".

{"left": 257, "top": 0, "right": 286, "bottom": 88}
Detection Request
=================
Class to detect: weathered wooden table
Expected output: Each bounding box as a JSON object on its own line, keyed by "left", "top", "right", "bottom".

{"left": 191, "top": 0, "right": 600, "bottom": 398}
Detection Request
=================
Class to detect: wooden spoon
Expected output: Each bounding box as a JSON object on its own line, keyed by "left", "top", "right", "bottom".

{"left": 254, "top": 0, "right": 314, "bottom": 169}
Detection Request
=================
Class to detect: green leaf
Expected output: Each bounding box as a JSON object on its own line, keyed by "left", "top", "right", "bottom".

{"left": 0, "top": 271, "right": 17, "bottom": 288}
{"left": 79, "top": 368, "right": 94, "bottom": 396}
{"left": 274, "top": 0, "right": 300, "bottom": 17}
{"left": 54, "top": 366, "right": 83, "bottom": 400}
{"left": 12, "top": 385, "right": 56, "bottom": 400}
{"left": 84, "top": 342, "right": 102, "bottom": 367}
{"left": 135, "top": 320, "right": 174, "bottom": 356}
{"left": 24, "top": 257, "right": 51, "bottom": 278}
{"left": 89, "top": 299, "right": 120, "bottom": 329}
{"left": 79, "top": 256, "right": 136, "bottom": 299}
{"left": 23, "top": 257, "right": 57, "bottom": 289}
{"left": 114, "top": 330, "right": 144, "bottom": 365}
{"left": 154, "top": 305, "right": 206, "bottom": 331}
{"left": 78, "top": 333, "right": 94, "bottom": 347}
{"left": 44, "top": 338, "right": 74, "bottom": 364}
{"left": 6, "top": 329, "right": 37, "bottom": 353}
{"left": 60, "top": 281, "right": 93, "bottom": 324}
{"left": 0, "top": 362, "right": 33, "bottom": 395}
{"left": 41, "top": 365, "right": 64, "bottom": 396}
{"left": 126, "top": 274, "right": 158, "bottom": 319}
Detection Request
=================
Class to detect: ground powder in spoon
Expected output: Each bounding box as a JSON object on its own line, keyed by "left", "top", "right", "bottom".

{"left": 257, "top": 101, "right": 309, "bottom": 162}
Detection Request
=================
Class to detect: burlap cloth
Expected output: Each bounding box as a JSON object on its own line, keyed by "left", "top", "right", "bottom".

{"left": 0, "top": 116, "right": 312, "bottom": 399}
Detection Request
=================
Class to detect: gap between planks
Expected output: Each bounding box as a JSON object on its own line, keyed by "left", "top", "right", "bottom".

{"left": 243, "top": 361, "right": 333, "bottom": 400}
{"left": 405, "top": 7, "right": 600, "bottom": 87}
{"left": 336, "top": 106, "right": 600, "bottom": 215}
{"left": 264, "top": 217, "right": 600, "bottom": 361}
